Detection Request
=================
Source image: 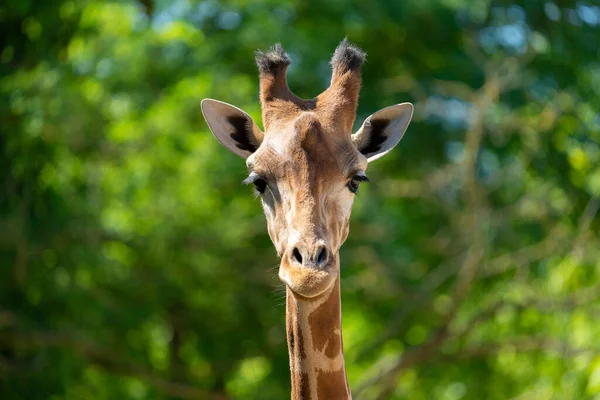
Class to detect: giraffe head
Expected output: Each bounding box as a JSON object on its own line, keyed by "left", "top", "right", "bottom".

{"left": 202, "top": 39, "right": 413, "bottom": 298}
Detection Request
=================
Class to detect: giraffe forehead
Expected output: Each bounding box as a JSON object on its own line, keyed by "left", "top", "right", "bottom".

{"left": 254, "top": 130, "right": 363, "bottom": 180}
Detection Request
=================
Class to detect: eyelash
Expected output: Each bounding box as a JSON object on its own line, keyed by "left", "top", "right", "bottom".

{"left": 243, "top": 174, "right": 268, "bottom": 194}
{"left": 347, "top": 174, "right": 369, "bottom": 194}
{"left": 253, "top": 178, "right": 267, "bottom": 194}
{"left": 244, "top": 173, "right": 369, "bottom": 195}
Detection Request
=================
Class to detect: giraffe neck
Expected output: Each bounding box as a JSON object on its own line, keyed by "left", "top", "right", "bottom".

{"left": 285, "top": 269, "right": 351, "bottom": 399}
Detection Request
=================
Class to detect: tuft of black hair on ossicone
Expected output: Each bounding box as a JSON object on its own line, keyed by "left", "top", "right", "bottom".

{"left": 255, "top": 43, "right": 291, "bottom": 75}
{"left": 330, "top": 37, "right": 366, "bottom": 72}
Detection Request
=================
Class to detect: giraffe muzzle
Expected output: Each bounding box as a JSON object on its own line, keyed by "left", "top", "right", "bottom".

{"left": 279, "top": 244, "right": 338, "bottom": 298}
{"left": 289, "top": 241, "right": 331, "bottom": 270}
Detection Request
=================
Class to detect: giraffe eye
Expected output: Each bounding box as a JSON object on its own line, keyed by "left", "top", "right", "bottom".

{"left": 243, "top": 173, "right": 268, "bottom": 194}
{"left": 347, "top": 174, "right": 369, "bottom": 194}
{"left": 253, "top": 178, "right": 267, "bottom": 194}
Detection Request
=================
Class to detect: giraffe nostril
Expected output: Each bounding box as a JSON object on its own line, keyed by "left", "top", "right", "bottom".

{"left": 316, "top": 246, "right": 328, "bottom": 266}
{"left": 292, "top": 248, "right": 303, "bottom": 264}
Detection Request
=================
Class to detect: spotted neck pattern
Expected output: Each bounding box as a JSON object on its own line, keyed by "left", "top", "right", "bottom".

{"left": 286, "top": 266, "right": 351, "bottom": 399}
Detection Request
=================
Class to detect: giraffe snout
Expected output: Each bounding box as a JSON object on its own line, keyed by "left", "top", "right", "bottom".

{"left": 288, "top": 240, "right": 332, "bottom": 270}
{"left": 279, "top": 238, "right": 338, "bottom": 298}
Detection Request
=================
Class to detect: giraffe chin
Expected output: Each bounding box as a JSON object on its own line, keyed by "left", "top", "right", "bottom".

{"left": 278, "top": 261, "right": 338, "bottom": 299}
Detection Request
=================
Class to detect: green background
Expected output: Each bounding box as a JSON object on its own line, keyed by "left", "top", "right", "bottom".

{"left": 1, "top": 0, "right": 599, "bottom": 399}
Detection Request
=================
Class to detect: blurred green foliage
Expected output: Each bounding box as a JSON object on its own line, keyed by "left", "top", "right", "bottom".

{"left": 1, "top": 0, "right": 599, "bottom": 399}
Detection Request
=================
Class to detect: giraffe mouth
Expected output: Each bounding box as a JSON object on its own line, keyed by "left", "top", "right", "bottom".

{"left": 278, "top": 258, "right": 338, "bottom": 298}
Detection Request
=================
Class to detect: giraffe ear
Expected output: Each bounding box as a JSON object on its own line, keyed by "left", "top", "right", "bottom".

{"left": 352, "top": 103, "right": 414, "bottom": 162}
{"left": 201, "top": 99, "right": 264, "bottom": 159}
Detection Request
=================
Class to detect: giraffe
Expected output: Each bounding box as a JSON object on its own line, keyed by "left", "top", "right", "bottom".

{"left": 201, "top": 39, "right": 413, "bottom": 399}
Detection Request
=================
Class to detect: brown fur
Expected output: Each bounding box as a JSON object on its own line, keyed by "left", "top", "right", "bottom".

{"left": 257, "top": 39, "right": 363, "bottom": 136}
{"left": 287, "top": 290, "right": 307, "bottom": 360}
{"left": 298, "top": 373, "right": 312, "bottom": 400}
{"left": 308, "top": 282, "right": 342, "bottom": 359}
{"left": 286, "top": 278, "right": 349, "bottom": 400}
{"left": 316, "top": 368, "right": 350, "bottom": 399}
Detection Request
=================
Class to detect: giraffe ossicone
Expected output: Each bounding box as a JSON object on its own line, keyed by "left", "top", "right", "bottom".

{"left": 202, "top": 38, "right": 413, "bottom": 399}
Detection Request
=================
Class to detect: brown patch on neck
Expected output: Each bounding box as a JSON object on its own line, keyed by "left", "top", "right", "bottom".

{"left": 308, "top": 282, "right": 342, "bottom": 359}
{"left": 289, "top": 371, "right": 311, "bottom": 400}
{"left": 298, "top": 373, "right": 312, "bottom": 400}
{"left": 287, "top": 289, "right": 311, "bottom": 399}
{"left": 287, "top": 291, "right": 307, "bottom": 360}
{"left": 286, "top": 278, "right": 350, "bottom": 400}
{"left": 317, "top": 369, "right": 349, "bottom": 399}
